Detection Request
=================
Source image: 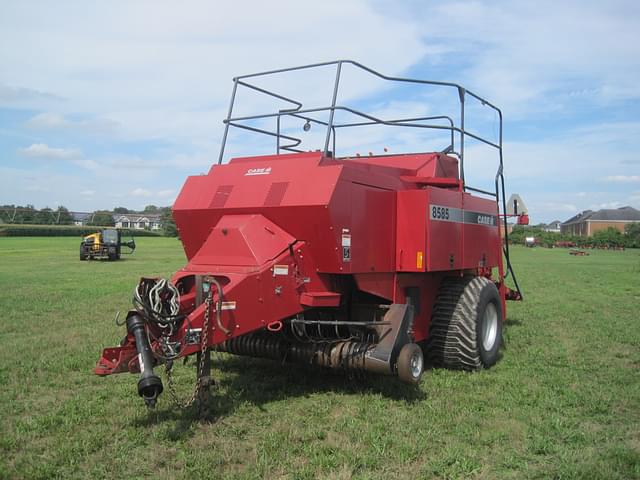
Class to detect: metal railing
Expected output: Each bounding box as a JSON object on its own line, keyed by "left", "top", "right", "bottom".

{"left": 216, "top": 60, "right": 520, "bottom": 294}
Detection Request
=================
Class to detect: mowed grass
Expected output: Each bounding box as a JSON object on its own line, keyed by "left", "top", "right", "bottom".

{"left": 0, "top": 237, "right": 639, "bottom": 479}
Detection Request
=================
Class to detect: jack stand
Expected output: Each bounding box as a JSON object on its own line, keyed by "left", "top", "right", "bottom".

{"left": 197, "top": 348, "right": 213, "bottom": 421}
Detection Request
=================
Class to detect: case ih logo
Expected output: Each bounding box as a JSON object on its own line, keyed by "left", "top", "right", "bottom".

{"left": 476, "top": 214, "right": 495, "bottom": 226}
{"left": 245, "top": 167, "right": 272, "bottom": 176}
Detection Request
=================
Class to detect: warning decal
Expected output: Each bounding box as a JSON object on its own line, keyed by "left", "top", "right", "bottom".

{"left": 342, "top": 233, "right": 351, "bottom": 262}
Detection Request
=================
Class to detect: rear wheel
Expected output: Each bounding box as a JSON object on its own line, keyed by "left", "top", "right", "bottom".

{"left": 426, "top": 276, "right": 503, "bottom": 370}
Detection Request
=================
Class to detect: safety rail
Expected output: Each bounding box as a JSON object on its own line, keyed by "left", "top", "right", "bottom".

{"left": 216, "top": 60, "right": 521, "bottom": 297}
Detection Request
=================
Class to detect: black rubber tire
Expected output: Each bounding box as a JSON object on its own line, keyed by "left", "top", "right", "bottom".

{"left": 79, "top": 245, "right": 88, "bottom": 261}
{"left": 397, "top": 343, "right": 424, "bottom": 384}
{"left": 426, "top": 276, "right": 503, "bottom": 370}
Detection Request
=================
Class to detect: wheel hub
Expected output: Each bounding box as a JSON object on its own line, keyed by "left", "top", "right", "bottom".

{"left": 481, "top": 302, "right": 498, "bottom": 351}
{"left": 410, "top": 351, "right": 423, "bottom": 378}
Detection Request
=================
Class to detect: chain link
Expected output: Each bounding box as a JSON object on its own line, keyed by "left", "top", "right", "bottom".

{"left": 165, "top": 286, "right": 213, "bottom": 409}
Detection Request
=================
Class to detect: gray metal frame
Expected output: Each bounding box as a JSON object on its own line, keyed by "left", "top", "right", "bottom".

{"left": 216, "top": 60, "right": 520, "bottom": 293}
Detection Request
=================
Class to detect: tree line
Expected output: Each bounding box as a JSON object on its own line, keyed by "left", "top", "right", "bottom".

{"left": 0, "top": 204, "right": 177, "bottom": 237}
{"left": 509, "top": 224, "right": 640, "bottom": 249}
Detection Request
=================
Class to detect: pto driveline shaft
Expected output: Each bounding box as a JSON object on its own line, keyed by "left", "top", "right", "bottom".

{"left": 126, "top": 314, "right": 163, "bottom": 408}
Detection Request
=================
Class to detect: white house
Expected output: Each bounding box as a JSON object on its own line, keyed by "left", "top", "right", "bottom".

{"left": 115, "top": 214, "right": 162, "bottom": 230}
{"left": 544, "top": 220, "right": 561, "bottom": 233}
{"left": 72, "top": 212, "right": 91, "bottom": 226}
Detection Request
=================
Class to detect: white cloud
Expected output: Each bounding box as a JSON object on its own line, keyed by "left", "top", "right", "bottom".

{"left": 603, "top": 175, "right": 640, "bottom": 182}
{"left": 157, "top": 189, "right": 175, "bottom": 197}
{"left": 131, "top": 188, "right": 152, "bottom": 197}
{"left": 540, "top": 202, "right": 578, "bottom": 213}
{"left": 72, "top": 159, "right": 101, "bottom": 171}
{"left": 25, "top": 112, "right": 69, "bottom": 129}
{"left": 0, "top": 1, "right": 427, "bottom": 143}
{"left": 25, "top": 112, "right": 118, "bottom": 134}
{"left": 80, "top": 190, "right": 95, "bottom": 196}
{"left": 589, "top": 201, "right": 623, "bottom": 210}
{"left": 382, "top": 1, "right": 640, "bottom": 117}
{"left": 0, "top": 84, "right": 63, "bottom": 107}
{"left": 19, "top": 143, "right": 81, "bottom": 160}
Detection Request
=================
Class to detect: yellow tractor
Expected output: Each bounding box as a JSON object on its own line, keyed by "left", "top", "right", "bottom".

{"left": 80, "top": 228, "right": 136, "bottom": 261}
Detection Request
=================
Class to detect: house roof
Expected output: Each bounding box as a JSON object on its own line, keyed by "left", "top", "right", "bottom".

{"left": 563, "top": 206, "right": 640, "bottom": 225}
{"left": 72, "top": 212, "right": 92, "bottom": 221}
{"left": 563, "top": 210, "right": 593, "bottom": 225}
{"left": 115, "top": 213, "right": 162, "bottom": 222}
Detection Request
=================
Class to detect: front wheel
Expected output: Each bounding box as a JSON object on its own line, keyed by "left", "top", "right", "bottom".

{"left": 397, "top": 343, "right": 424, "bottom": 384}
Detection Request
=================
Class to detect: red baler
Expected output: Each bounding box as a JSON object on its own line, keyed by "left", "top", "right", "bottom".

{"left": 95, "top": 61, "right": 522, "bottom": 408}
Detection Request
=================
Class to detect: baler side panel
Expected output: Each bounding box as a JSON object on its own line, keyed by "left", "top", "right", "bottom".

{"left": 396, "top": 190, "right": 427, "bottom": 272}
{"left": 426, "top": 188, "right": 463, "bottom": 271}
{"left": 348, "top": 183, "right": 396, "bottom": 274}
{"left": 460, "top": 193, "right": 501, "bottom": 270}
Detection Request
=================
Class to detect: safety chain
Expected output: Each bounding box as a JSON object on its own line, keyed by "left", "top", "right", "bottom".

{"left": 165, "top": 286, "right": 213, "bottom": 409}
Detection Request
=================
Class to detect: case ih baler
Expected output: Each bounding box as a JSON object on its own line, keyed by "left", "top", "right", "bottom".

{"left": 95, "top": 61, "right": 522, "bottom": 409}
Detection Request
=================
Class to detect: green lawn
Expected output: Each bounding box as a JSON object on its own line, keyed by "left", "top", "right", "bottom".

{"left": 0, "top": 238, "right": 639, "bottom": 479}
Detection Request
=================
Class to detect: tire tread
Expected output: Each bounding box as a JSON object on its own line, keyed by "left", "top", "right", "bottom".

{"left": 426, "top": 276, "right": 493, "bottom": 370}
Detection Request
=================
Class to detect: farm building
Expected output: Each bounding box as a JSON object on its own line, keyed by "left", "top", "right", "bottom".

{"left": 561, "top": 206, "right": 640, "bottom": 236}
{"left": 72, "top": 212, "right": 91, "bottom": 226}
{"left": 114, "top": 214, "right": 162, "bottom": 230}
{"left": 544, "top": 220, "right": 562, "bottom": 233}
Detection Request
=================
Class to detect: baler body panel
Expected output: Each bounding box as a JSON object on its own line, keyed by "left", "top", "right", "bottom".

{"left": 169, "top": 150, "right": 501, "bottom": 348}
{"left": 98, "top": 151, "right": 504, "bottom": 372}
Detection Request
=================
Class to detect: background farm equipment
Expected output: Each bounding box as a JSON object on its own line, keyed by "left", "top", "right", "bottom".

{"left": 80, "top": 228, "right": 135, "bottom": 261}
{"left": 506, "top": 194, "right": 530, "bottom": 226}
{"left": 95, "top": 60, "right": 523, "bottom": 410}
{"left": 569, "top": 249, "right": 589, "bottom": 256}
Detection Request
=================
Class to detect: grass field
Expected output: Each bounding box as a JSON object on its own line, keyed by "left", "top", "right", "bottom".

{"left": 1, "top": 237, "right": 639, "bottom": 479}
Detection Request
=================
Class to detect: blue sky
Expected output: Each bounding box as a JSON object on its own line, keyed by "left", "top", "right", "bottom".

{"left": 1, "top": 0, "right": 639, "bottom": 223}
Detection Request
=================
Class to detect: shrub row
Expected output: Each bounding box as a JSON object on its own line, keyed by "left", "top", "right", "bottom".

{"left": 0, "top": 224, "right": 161, "bottom": 237}
{"left": 508, "top": 225, "right": 640, "bottom": 248}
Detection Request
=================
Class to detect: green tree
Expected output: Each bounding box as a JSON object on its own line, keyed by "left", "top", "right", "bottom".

{"left": 35, "top": 207, "right": 55, "bottom": 225}
{"left": 143, "top": 205, "right": 159, "bottom": 214}
{"left": 592, "top": 227, "right": 625, "bottom": 248}
{"left": 160, "top": 206, "right": 178, "bottom": 237}
{"left": 113, "top": 207, "right": 130, "bottom": 214}
{"left": 88, "top": 211, "right": 115, "bottom": 226}
{"left": 20, "top": 205, "right": 37, "bottom": 224}
{"left": 0, "top": 204, "right": 20, "bottom": 223}
{"left": 625, "top": 222, "right": 640, "bottom": 248}
{"left": 55, "top": 206, "right": 74, "bottom": 225}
